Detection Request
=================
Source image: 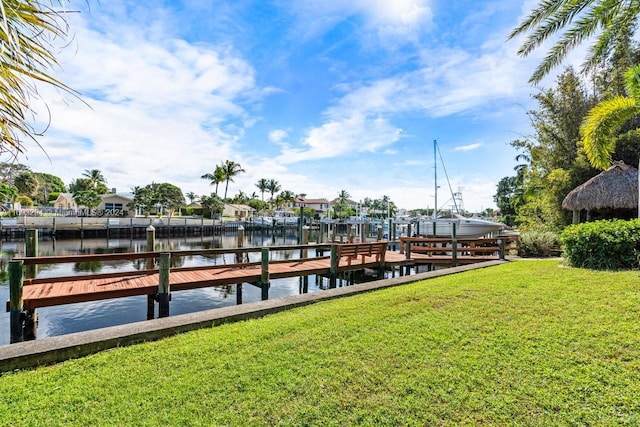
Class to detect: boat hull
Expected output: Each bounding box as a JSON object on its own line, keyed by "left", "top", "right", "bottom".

{"left": 418, "top": 218, "right": 503, "bottom": 238}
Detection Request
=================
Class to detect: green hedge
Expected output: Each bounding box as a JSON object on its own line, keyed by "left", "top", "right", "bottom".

{"left": 560, "top": 219, "right": 640, "bottom": 270}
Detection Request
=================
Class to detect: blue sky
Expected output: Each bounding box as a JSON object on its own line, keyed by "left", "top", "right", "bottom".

{"left": 20, "top": 0, "right": 573, "bottom": 212}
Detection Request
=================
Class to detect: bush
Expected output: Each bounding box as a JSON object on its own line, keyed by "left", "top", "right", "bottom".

{"left": 15, "top": 195, "right": 34, "bottom": 207}
{"left": 518, "top": 230, "right": 560, "bottom": 257}
{"left": 560, "top": 219, "right": 640, "bottom": 270}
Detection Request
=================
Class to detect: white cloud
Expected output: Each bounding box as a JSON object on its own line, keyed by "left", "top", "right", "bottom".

{"left": 277, "top": 114, "right": 403, "bottom": 163}
{"left": 268, "top": 129, "right": 289, "bottom": 143}
{"left": 286, "top": 0, "right": 434, "bottom": 44}
{"left": 19, "top": 12, "right": 262, "bottom": 197}
{"left": 454, "top": 143, "right": 482, "bottom": 152}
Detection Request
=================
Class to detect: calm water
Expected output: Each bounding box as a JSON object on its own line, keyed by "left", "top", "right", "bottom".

{"left": 0, "top": 230, "right": 356, "bottom": 345}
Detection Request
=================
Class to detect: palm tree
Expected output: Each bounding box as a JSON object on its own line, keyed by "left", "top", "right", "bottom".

{"left": 509, "top": 1, "right": 640, "bottom": 83}
{"left": 219, "top": 160, "right": 245, "bottom": 200}
{"left": 201, "top": 165, "right": 225, "bottom": 196}
{"left": 335, "top": 189, "right": 350, "bottom": 218}
{"left": 185, "top": 192, "right": 198, "bottom": 204}
{"left": 0, "top": 1, "right": 75, "bottom": 154}
{"left": 255, "top": 178, "right": 269, "bottom": 202}
{"left": 266, "top": 179, "right": 281, "bottom": 208}
{"left": 82, "top": 169, "right": 107, "bottom": 189}
{"left": 581, "top": 65, "right": 640, "bottom": 217}
{"left": 278, "top": 190, "right": 296, "bottom": 209}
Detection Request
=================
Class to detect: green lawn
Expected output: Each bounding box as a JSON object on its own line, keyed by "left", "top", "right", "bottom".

{"left": 1, "top": 260, "right": 639, "bottom": 426}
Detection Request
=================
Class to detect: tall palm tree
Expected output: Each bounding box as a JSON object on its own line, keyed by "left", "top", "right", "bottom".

{"left": 82, "top": 169, "right": 107, "bottom": 188}
{"left": 201, "top": 165, "right": 225, "bottom": 196}
{"left": 278, "top": 190, "right": 296, "bottom": 209}
{"left": 185, "top": 192, "right": 198, "bottom": 204}
{"left": 336, "top": 189, "right": 351, "bottom": 218}
{"left": 255, "top": 178, "right": 269, "bottom": 202}
{"left": 0, "top": 1, "right": 75, "bottom": 155}
{"left": 509, "top": 1, "right": 640, "bottom": 83}
{"left": 266, "top": 179, "right": 281, "bottom": 207}
{"left": 581, "top": 64, "right": 640, "bottom": 216}
{"left": 220, "top": 160, "right": 245, "bottom": 200}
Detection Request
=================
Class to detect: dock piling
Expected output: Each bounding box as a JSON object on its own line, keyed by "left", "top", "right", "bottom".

{"left": 260, "top": 248, "right": 270, "bottom": 300}
{"left": 329, "top": 244, "right": 338, "bottom": 288}
{"left": 9, "top": 260, "right": 24, "bottom": 343}
{"left": 158, "top": 253, "right": 171, "bottom": 318}
{"left": 146, "top": 225, "right": 156, "bottom": 319}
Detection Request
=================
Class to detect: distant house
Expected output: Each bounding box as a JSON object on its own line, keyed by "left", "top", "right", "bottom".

{"left": 223, "top": 203, "right": 254, "bottom": 220}
{"left": 52, "top": 191, "right": 134, "bottom": 217}
{"left": 101, "top": 193, "right": 134, "bottom": 217}
{"left": 294, "top": 195, "right": 330, "bottom": 217}
{"left": 53, "top": 193, "right": 77, "bottom": 211}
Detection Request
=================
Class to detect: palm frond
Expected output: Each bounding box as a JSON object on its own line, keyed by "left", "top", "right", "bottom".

{"left": 0, "top": 0, "right": 77, "bottom": 154}
{"left": 580, "top": 96, "right": 639, "bottom": 169}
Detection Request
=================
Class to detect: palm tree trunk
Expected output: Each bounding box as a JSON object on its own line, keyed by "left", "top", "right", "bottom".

{"left": 224, "top": 180, "right": 230, "bottom": 200}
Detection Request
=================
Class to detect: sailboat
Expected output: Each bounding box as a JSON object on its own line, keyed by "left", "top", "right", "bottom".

{"left": 418, "top": 140, "right": 504, "bottom": 238}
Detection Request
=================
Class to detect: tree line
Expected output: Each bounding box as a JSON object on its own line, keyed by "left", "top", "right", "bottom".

{"left": 496, "top": 4, "right": 640, "bottom": 231}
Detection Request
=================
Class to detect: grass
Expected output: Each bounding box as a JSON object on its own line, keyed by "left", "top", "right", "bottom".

{"left": 1, "top": 260, "right": 640, "bottom": 425}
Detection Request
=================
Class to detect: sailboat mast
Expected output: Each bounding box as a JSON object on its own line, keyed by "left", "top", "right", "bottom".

{"left": 433, "top": 139, "right": 437, "bottom": 219}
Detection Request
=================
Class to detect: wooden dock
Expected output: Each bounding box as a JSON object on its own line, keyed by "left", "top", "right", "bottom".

{"left": 6, "top": 237, "right": 516, "bottom": 343}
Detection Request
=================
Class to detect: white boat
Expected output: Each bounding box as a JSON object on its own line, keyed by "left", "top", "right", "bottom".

{"left": 423, "top": 140, "right": 504, "bottom": 238}
{"left": 273, "top": 210, "right": 299, "bottom": 226}
{"left": 418, "top": 214, "right": 503, "bottom": 238}
{"left": 252, "top": 216, "right": 273, "bottom": 226}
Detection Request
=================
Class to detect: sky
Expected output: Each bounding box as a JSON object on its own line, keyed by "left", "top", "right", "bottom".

{"left": 15, "top": 0, "right": 573, "bottom": 212}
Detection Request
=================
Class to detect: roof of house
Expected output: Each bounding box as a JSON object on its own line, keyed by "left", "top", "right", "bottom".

{"left": 225, "top": 203, "right": 254, "bottom": 211}
{"left": 296, "top": 197, "right": 329, "bottom": 204}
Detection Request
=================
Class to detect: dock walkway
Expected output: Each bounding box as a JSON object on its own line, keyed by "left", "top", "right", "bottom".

{"left": 7, "top": 238, "right": 515, "bottom": 343}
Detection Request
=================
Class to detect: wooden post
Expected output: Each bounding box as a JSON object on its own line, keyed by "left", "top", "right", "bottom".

{"left": 499, "top": 239, "right": 505, "bottom": 260}
{"left": 330, "top": 244, "right": 338, "bottom": 288}
{"left": 416, "top": 221, "right": 420, "bottom": 236}
{"left": 348, "top": 225, "right": 356, "bottom": 243}
{"left": 9, "top": 260, "right": 24, "bottom": 343}
{"left": 451, "top": 223, "right": 458, "bottom": 267}
{"left": 237, "top": 225, "right": 245, "bottom": 248}
{"left": 236, "top": 283, "right": 243, "bottom": 305}
{"left": 407, "top": 223, "right": 412, "bottom": 238}
{"left": 260, "top": 247, "right": 269, "bottom": 300}
{"left": 157, "top": 252, "right": 171, "bottom": 318}
{"left": 146, "top": 225, "right": 156, "bottom": 320}
{"left": 23, "top": 229, "right": 38, "bottom": 340}
{"left": 572, "top": 210, "right": 580, "bottom": 224}
{"left": 331, "top": 225, "right": 336, "bottom": 242}
{"left": 25, "top": 229, "right": 38, "bottom": 278}
{"left": 451, "top": 238, "right": 458, "bottom": 267}
{"left": 377, "top": 224, "right": 383, "bottom": 241}
{"left": 405, "top": 239, "right": 411, "bottom": 260}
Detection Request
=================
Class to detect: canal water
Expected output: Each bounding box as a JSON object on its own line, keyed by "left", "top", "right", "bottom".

{"left": 0, "top": 230, "right": 365, "bottom": 346}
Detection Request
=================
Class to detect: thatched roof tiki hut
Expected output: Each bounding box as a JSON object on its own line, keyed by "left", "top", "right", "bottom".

{"left": 562, "top": 162, "right": 639, "bottom": 223}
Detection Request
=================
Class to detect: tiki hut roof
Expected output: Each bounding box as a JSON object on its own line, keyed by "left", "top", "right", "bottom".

{"left": 562, "top": 162, "right": 638, "bottom": 211}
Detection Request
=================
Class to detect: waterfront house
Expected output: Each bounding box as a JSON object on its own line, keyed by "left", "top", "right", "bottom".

{"left": 53, "top": 191, "right": 134, "bottom": 217}
{"left": 101, "top": 192, "right": 135, "bottom": 217}
{"left": 223, "top": 203, "right": 254, "bottom": 220}
{"left": 53, "top": 193, "right": 78, "bottom": 211}
{"left": 294, "top": 195, "right": 330, "bottom": 218}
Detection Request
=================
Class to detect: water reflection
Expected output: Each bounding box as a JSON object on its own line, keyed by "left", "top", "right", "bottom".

{"left": 0, "top": 230, "right": 338, "bottom": 345}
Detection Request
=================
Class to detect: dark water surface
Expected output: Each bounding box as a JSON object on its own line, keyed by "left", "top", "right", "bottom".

{"left": 0, "top": 231, "right": 342, "bottom": 345}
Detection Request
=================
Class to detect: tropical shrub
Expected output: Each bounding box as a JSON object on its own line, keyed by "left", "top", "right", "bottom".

{"left": 15, "top": 195, "right": 34, "bottom": 207}
{"left": 518, "top": 230, "right": 560, "bottom": 257}
{"left": 560, "top": 219, "right": 640, "bottom": 270}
